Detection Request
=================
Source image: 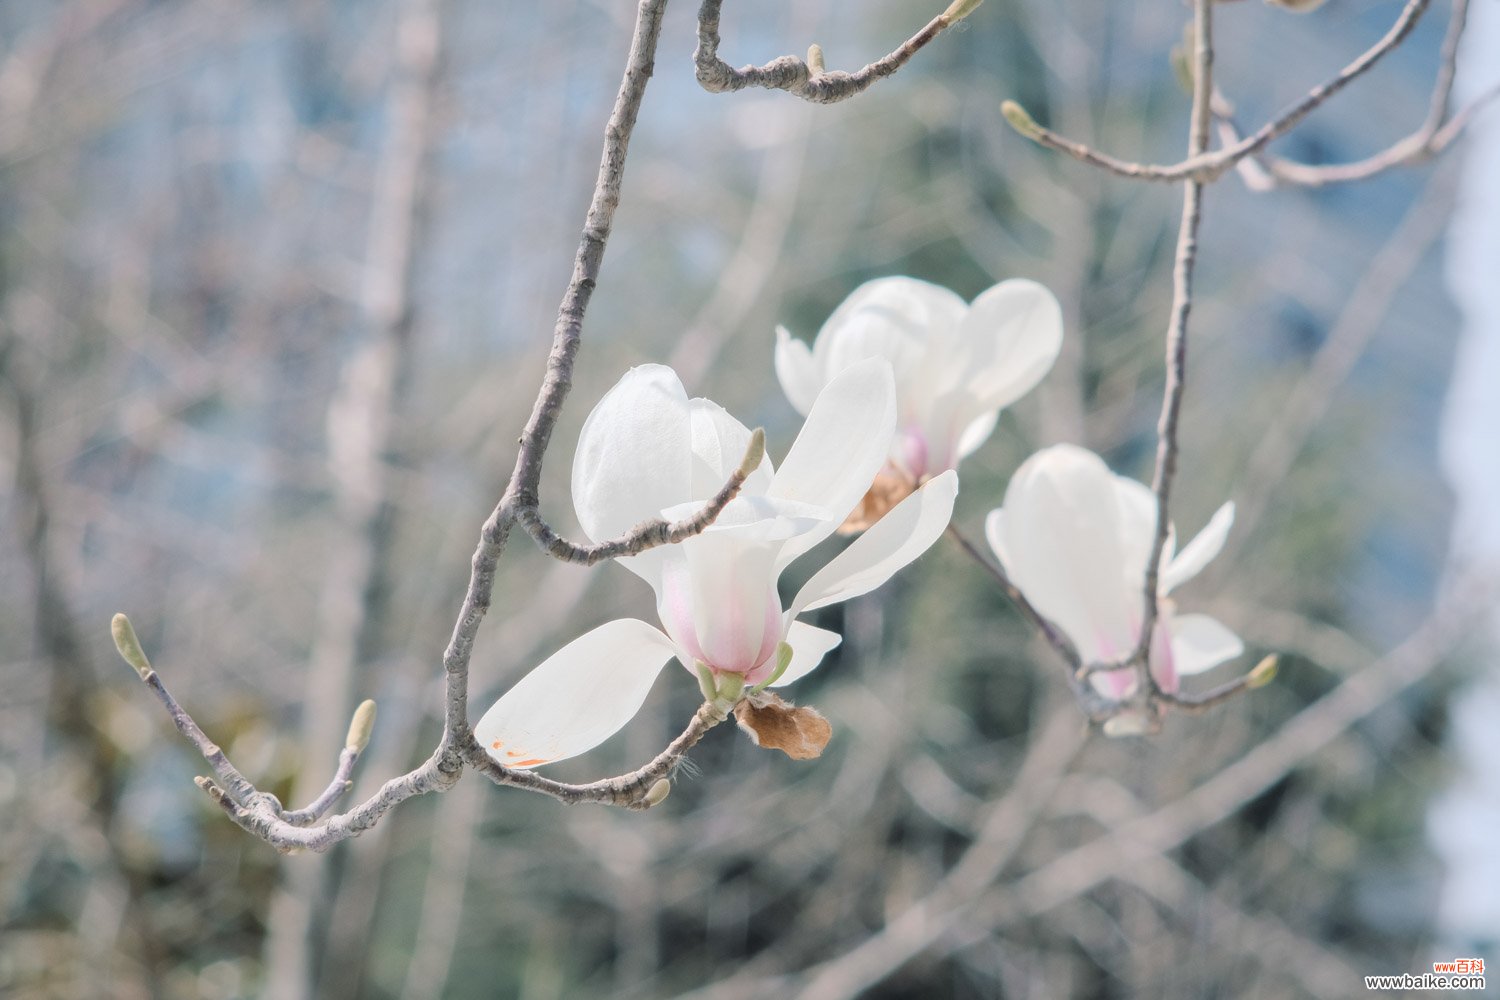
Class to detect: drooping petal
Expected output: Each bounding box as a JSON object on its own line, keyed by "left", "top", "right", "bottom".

{"left": 688, "top": 396, "right": 775, "bottom": 499}
{"left": 996, "top": 445, "right": 1138, "bottom": 665}
{"left": 475, "top": 619, "right": 677, "bottom": 769}
{"left": 790, "top": 470, "right": 958, "bottom": 616}
{"left": 774, "top": 326, "right": 822, "bottom": 415}
{"left": 768, "top": 621, "right": 843, "bottom": 688}
{"left": 769, "top": 358, "right": 897, "bottom": 568}
{"left": 1161, "top": 502, "right": 1235, "bottom": 594}
{"left": 572, "top": 365, "right": 692, "bottom": 543}
{"left": 1168, "top": 613, "right": 1243, "bottom": 676}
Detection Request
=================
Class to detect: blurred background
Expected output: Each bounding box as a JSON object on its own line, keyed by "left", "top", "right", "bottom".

{"left": 2, "top": 0, "right": 1497, "bottom": 997}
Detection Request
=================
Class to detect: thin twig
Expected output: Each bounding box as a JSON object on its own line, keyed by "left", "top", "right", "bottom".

{"left": 1131, "top": 0, "right": 1214, "bottom": 687}
{"left": 121, "top": 0, "right": 676, "bottom": 852}
{"left": 1223, "top": 0, "right": 1488, "bottom": 188}
{"left": 281, "top": 746, "right": 360, "bottom": 826}
{"left": 945, "top": 525, "right": 1075, "bottom": 665}
{"left": 471, "top": 700, "right": 731, "bottom": 809}
{"left": 693, "top": 0, "right": 976, "bottom": 105}
{"left": 1001, "top": 0, "right": 1431, "bottom": 184}
{"left": 516, "top": 428, "right": 762, "bottom": 564}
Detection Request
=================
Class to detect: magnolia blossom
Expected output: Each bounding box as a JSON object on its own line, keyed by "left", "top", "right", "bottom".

{"left": 984, "top": 444, "right": 1242, "bottom": 700}
{"left": 775, "top": 276, "right": 1062, "bottom": 526}
{"left": 477, "top": 360, "right": 958, "bottom": 768}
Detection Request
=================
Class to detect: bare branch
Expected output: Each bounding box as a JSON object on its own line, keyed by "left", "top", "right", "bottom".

{"left": 468, "top": 700, "right": 732, "bottom": 809}
{"left": 1221, "top": 0, "right": 1493, "bottom": 188}
{"left": 1001, "top": 0, "right": 1431, "bottom": 183}
{"left": 517, "top": 428, "right": 763, "bottom": 564}
{"left": 693, "top": 0, "right": 977, "bottom": 105}
{"left": 280, "top": 701, "right": 376, "bottom": 826}
{"left": 121, "top": 0, "right": 681, "bottom": 851}
{"left": 1131, "top": 0, "right": 1215, "bottom": 688}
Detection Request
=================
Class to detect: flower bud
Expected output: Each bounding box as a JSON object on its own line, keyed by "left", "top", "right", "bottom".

{"left": 942, "top": 0, "right": 984, "bottom": 24}
{"left": 345, "top": 699, "right": 378, "bottom": 752}
{"left": 643, "top": 778, "right": 671, "bottom": 807}
{"left": 1246, "top": 654, "right": 1279, "bottom": 689}
{"left": 111, "top": 613, "right": 153, "bottom": 680}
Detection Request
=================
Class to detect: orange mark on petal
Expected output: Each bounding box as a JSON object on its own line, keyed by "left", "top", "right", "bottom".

{"left": 512, "top": 758, "right": 548, "bottom": 768}
{"left": 490, "top": 739, "right": 504, "bottom": 750}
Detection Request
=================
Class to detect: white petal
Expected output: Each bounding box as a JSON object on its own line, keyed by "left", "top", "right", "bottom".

{"left": 688, "top": 396, "right": 775, "bottom": 499}
{"left": 571, "top": 365, "right": 691, "bottom": 543}
{"left": 655, "top": 496, "right": 822, "bottom": 677}
{"left": 768, "top": 621, "right": 843, "bottom": 688}
{"left": 774, "top": 326, "right": 822, "bottom": 416}
{"left": 475, "top": 620, "right": 677, "bottom": 769}
{"left": 768, "top": 358, "right": 897, "bottom": 567}
{"left": 818, "top": 277, "right": 967, "bottom": 360}
{"left": 983, "top": 507, "right": 1011, "bottom": 569}
{"left": 997, "top": 445, "right": 1138, "bottom": 664}
{"left": 791, "top": 470, "right": 958, "bottom": 615}
{"left": 1162, "top": 501, "right": 1235, "bottom": 594}
{"left": 953, "top": 410, "right": 1000, "bottom": 463}
{"left": 1168, "top": 613, "right": 1243, "bottom": 676}
{"left": 951, "top": 279, "right": 1064, "bottom": 412}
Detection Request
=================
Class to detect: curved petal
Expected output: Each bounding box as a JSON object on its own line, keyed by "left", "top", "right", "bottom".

{"left": 817, "top": 277, "right": 967, "bottom": 362}
{"left": 571, "top": 365, "right": 691, "bottom": 543}
{"left": 1168, "top": 613, "right": 1243, "bottom": 676}
{"left": 1162, "top": 502, "right": 1235, "bottom": 594}
{"left": 790, "top": 470, "right": 958, "bottom": 616}
{"left": 769, "top": 358, "right": 897, "bottom": 568}
{"left": 769, "top": 621, "right": 843, "bottom": 688}
{"left": 475, "top": 620, "right": 677, "bottom": 769}
{"left": 774, "top": 326, "right": 822, "bottom": 416}
{"left": 998, "top": 445, "right": 1137, "bottom": 664}
{"left": 950, "top": 279, "right": 1064, "bottom": 412}
{"left": 688, "top": 396, "right": 775, "bottom": 499}
{"left": 983, "top": 507, "right": 1011, "bottom": 568}
{"left": 953, "top": 409, "right": 1001, "bottom": 463}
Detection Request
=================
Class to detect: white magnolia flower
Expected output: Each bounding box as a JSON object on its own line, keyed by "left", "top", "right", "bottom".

{"left": 984, "top": 444, "right": 1241, "bottom": 700}
{"left": 775, "top": 276, "right": 1062, "bottom": 527}
{"left": 477, "top": 360, "right": 958, "bottom": 769}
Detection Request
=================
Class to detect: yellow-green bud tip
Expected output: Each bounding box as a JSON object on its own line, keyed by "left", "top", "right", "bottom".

{"left": 111, "top": 613, "right": 153, "bottom": 679}
{"left": 1246, "top": 654, "right": 1279, "bottom": 689}
{"left": 807, "top": 43, "right": 826, "bottom": 75}
{"left": 345, "top": 699, "right": 378, "bottom": 752}
{"left": 941, "top": 0, "right": 984, "bottom": 24}
{"left": 739, "top": 428, "right": 766, "bottom": 478}
{"left": 643, "top": 778, "right": 671, "bottom": 807}
{"left": 1000, "top": 100, "right": 1040, "bottom": 137}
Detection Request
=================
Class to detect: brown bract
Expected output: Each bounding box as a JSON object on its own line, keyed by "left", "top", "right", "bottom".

{"left": 734, "top": 692, "right": 833, "bottom": 760}
{"left": 840, "top": 470, "right": 918, "bottom": 534}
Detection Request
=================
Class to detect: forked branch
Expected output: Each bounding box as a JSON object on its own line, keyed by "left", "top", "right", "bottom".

{"left": 694, "top": 0, "right": 981, "bottom": 105}
{"left": 1001, "top": 0, "right": 1431, "bottom": 184}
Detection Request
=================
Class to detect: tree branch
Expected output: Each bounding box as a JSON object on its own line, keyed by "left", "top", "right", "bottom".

{"left": 516, "top": 428, "right": 763, "bottom": 564}
{"left": 1219, "top": 0, "right": 1491, "bottom": 188}
{"left": 1001, "top": 0, "right": 1431, "bottom": 184}
{"left": 118, "top": 0, "right": 679, "bottom": 852}
{"left": 693, "top": 0, "right": 979, "bottom": 105}
{"left": 468, "top": 699, "right": 732, "bottom": 809}
{"left": 1131, "top": 0, "right": 1214, "bottom": 689}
